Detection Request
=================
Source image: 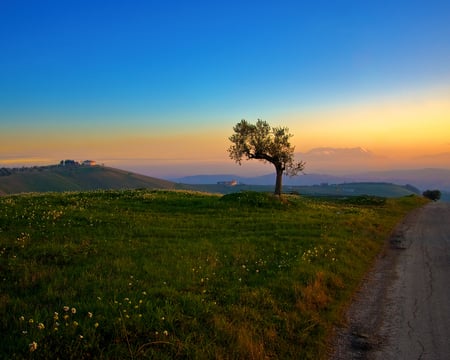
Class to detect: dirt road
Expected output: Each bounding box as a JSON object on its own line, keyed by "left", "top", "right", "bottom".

{"left": 331, "top": 201, "right": 450, "bottom": 359}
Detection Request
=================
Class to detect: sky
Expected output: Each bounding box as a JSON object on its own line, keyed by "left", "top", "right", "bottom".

{"left": 1, "top": 0, "right": 449, "bottom": 177}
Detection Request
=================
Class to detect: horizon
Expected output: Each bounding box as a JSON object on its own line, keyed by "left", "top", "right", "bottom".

{"left": 2, "top": 158, "right": 450, "bottom": 195}
{"left": 2, "top": 152, "right": 449, "bottom": 181}
{"left": 1, "top": 1, "right": 450, "bottom": 177}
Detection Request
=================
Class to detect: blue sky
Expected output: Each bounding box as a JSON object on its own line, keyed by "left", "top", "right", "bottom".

{"left": 1, "top": 0, "right": 449, "bottom": 176}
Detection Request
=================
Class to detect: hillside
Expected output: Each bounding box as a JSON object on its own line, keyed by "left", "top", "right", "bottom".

{"left": 173, "top": 168, "right": 450, "bottom": 192}
{"left": 0, "top": 165, "right": 176, "bottom": 195}
{"left": 173, "top": 168, "right": 450, "bottom": 195}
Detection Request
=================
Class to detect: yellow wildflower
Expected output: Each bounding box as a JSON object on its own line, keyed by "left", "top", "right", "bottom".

{"left": 29, "top": 341, "right": 38, "bottom": 352}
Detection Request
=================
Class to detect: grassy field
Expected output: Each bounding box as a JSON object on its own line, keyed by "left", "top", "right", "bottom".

{"left": 183, "top": 182, "right": 419, "bottom": 197}
{"left": 0, "top": 190, "right": 427, "bottom": 359}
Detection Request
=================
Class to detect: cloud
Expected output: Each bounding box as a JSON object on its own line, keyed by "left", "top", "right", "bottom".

{"left": 415, "top": 152, "right": 450, "bottom": 162}
{"left": 295, "top": 147, "right": 389, "bottom": 174}
{"left": 300, "top": 147, "right": 378, "bottom": 160}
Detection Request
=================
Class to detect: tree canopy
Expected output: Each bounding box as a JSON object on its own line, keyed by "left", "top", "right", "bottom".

{"left": 228, "top": 119, "right": 305, "bottom": 195}
{"left": 423, "top": 189, "right": 441, "bottom": 201}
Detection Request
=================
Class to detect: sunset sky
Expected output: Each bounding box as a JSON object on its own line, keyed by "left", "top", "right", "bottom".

{"left": 1, "top": 0, "right": 449, "bottom": 177}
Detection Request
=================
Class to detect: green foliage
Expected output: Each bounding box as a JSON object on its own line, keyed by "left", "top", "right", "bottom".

{"left": 0, "top": 190, "right": 426, "bottom": 359}
{"left": 336, "top": 195, "right": 387, "bottom": 206}
{"left": 422, "top": 189, "right": 441, "bottom": 201}
{"left": 228, "top": 119, "right": 305, "bottom": 195}
{"left": 185, "top": 182, "right": 420, "bottom": 197}
{"left": 220, "top": 191, "right": 288, "bottom": 207}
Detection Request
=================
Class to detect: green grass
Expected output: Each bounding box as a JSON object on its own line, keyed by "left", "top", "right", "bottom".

{"left": 0, "top": 190, "right": 427, "bottom": 359}
{"left": 182, "top": 182, "right": 419, "bottom": 197}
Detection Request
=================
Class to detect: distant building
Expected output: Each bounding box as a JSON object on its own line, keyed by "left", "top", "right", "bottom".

{"left": 82, "top": 160, "right": 96, "bottom": 166}
{"left": 217, "top": 180, "right": 238, "bottom": 186}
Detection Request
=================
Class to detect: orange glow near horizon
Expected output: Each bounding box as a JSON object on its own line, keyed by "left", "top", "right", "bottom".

{"left": 290, "top": 92, "right": 450, "bottom": 160}
{"left": 1, "top": 89, "right": 449, "bottom": 175}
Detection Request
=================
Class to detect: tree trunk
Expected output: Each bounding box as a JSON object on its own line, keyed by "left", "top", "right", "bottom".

{"left": 274, "top": 166, "right": 283, "bottom": 196}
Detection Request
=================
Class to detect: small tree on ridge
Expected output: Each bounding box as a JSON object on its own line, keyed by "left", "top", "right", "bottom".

{"left": 228, "top": 119, "right": 305, "bottom": 195}
{"left": 423, "top": 189, "right": 441, "bottom": 201}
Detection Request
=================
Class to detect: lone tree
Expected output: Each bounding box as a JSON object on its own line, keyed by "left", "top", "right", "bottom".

{"left": 228, "top": 119, "right": 305, "bottom": 195}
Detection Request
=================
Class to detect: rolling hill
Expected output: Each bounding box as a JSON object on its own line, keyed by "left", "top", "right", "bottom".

{"left": 173, "top": 168, "right": 450, "bottom": 192}
{"left": 0, "top": 165, "right": 176, "bottom": 195}
{"left": 1, "top": 164, "right": 445, "bottom": 199}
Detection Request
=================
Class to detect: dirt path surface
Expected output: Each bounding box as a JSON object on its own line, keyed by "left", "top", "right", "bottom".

{"left": 330, "top": 202, "right": 450, "bottom": 360}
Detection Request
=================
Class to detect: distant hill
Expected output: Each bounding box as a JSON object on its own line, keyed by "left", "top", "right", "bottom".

{"left": 441, "top": 192, "right": 450, "bottom": 202}
{"left": 0, "top": 165, "right": 176, "bottom": 195}
{"left": 172, "top": 168, "right": 450, "bottom": 192}
{"left": 350, "top": 168, "right": 450, "bottom": 192}
{"left": 171, "top": 173, "right": 346, "bottom": 186}
{"left": 2, "top": 164, "right": 447, "bottom": 200}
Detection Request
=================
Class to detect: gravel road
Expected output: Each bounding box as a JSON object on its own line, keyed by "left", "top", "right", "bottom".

{"left": 330, "top": 201, "right": 450, "bottom": 360}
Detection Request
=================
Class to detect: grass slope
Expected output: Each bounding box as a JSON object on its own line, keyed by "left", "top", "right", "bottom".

{"left": 0, "top": 166, "right": 176, "bottom": 195}
{"left": 0, "top": 190, "right": 427, "bottom": 359}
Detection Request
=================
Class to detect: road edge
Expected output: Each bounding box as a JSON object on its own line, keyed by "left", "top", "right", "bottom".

{"left": 327, "top": 205, "right": 426, "bottom": 359}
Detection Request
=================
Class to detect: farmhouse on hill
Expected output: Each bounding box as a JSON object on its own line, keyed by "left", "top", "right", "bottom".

{"left": 217, "top": 180, "right": 238, "bottom": 186}
{"left": 59, "top": 159, "right": 97, "bottom": 167}
{"left": 82, "top": 160, "right": 96, "bottom": 166}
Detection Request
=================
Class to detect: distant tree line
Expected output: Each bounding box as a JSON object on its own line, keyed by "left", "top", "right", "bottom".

{"left": 0, "top": 160, "right": 98, "bottom": 177}
{"left": 60, "top": 159, "right": 80, "bottom": 166}
{"left": 0, "top": 168, "right": 13, "bottom": 176}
